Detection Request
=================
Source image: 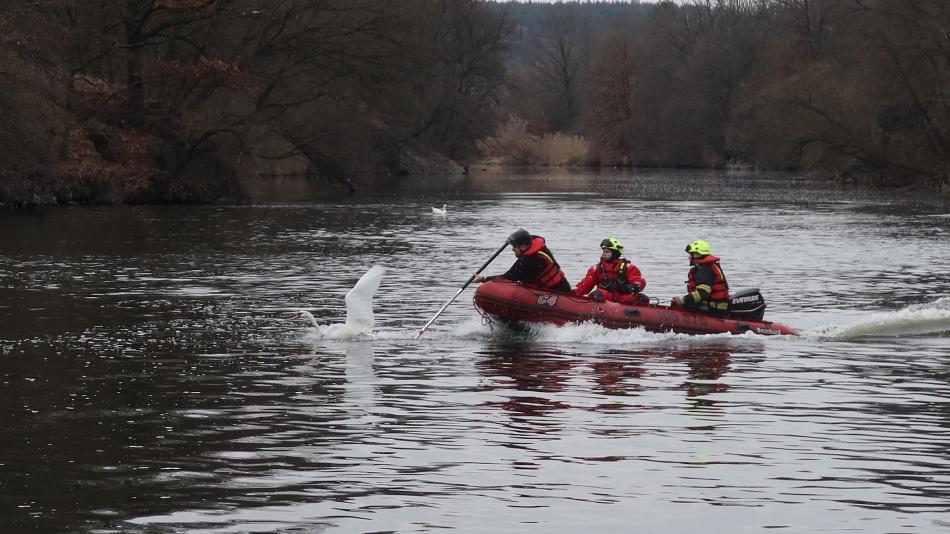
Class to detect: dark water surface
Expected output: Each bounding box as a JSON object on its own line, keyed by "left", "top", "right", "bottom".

{"left": 2, "top": 169, "right": 950, "bottom": 533}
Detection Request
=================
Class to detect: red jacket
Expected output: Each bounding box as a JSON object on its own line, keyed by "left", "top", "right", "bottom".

{"left": 574, "top": 258, "right": 646, "bottom": 305}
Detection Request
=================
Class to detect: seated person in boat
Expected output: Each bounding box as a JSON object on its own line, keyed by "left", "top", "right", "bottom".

{"left": 573, "top": 237, "right": 648, "bottom": 304}
{"left": 473, "top": 228, "right": 571, "bottom": 292}
{"left": 671, "top": 240, "right": 729, "bottom": 315}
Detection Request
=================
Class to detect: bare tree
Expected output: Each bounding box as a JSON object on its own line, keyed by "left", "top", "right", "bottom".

{"left": 772, "top": 0, "right": 850, "bottom": 56}
{"left": 522, "top": 4, "right": 590, "bottom": 132}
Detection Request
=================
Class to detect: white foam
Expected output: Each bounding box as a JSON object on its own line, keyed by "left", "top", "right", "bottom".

{"left": 295, "top": 297, "right": 950, "bottom": 346}
{"left": 816, "top": 297, "right": 950, "bottom": 339}
{"left": 525, "top": 321, "right": 768, "bottom": 345}
{"left": 404, "top": 317, "right": 765, "bottom": 345}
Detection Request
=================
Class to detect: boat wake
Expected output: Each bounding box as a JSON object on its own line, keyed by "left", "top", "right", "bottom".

{"left": 293, "top": 297, "right": 950, "bottom": 346}
{"left": 457, "top": 296, "right": 950, "bottom": 343}
{"left": 436, "top": 317, "right": 763, "bottom": 346}
{"left": 816, "top": 297, "right": 950, "bottom": 339}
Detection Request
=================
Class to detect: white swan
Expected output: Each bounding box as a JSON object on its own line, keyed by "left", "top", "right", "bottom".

{"left": 431, "top": 203, "right": 447, "bottom": 215}
{"left": 292, "top": 265, "right": 385, "bottom": 338}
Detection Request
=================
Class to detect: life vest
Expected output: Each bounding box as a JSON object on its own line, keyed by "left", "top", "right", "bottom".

{"left": 687, "top": 255, "right": 729, "bottom": 310}
{"left": 525, "top": 236, "right": 567, "bottom": 290}
{"left": 597, "top": 259, "right": 636, "bottom": 294}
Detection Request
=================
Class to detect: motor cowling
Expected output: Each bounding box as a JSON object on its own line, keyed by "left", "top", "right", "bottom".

{"left": 728, "top": 288, "right": 767, "bottom": 321}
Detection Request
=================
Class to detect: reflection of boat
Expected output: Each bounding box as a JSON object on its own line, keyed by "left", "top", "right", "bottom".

{"left": 473, "top": 279, "right": 799, "bottom": 336}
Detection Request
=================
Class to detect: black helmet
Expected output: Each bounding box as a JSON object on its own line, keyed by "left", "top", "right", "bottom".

{"left": 507, "top": 228, "right": 532, "bottom": 246}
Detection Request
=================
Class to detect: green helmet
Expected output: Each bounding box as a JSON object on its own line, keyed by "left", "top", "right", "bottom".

{"left": 600, "top": 237, "right": 623, "bottom": 254}
{"left": 685, "top": 240, "right": 711, "bottom": 256}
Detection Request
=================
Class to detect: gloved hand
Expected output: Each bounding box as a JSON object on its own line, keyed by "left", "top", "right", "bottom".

{"left": 671, "top": 296, "right": 683, "bottom": 306}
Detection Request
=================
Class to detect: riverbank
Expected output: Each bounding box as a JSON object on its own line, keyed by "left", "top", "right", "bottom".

{"left": 5, "top": 162, "right": 949, "bottom": 210}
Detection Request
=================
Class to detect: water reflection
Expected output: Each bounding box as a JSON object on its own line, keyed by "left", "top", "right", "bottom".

{"left": 674, "top": 346, "right": 733, "bottom": 407}
{"left": 590, "top": 352, "right": 645, "bottom": 399}
{"left": 474, "top": 339, "right": 764, "bottom": 427}
{"left": 476, "top": 342, "right": 765, "bottom": 410}
{"left": 341, "top": 341, "right": 378, "bottom": 424}
{"left": 476, "top": 342, "right": 572, "bottom": 429}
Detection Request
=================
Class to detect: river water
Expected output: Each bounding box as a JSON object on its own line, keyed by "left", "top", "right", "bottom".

{"left": 2, "top": 169, "right": 949, "bottom": 533}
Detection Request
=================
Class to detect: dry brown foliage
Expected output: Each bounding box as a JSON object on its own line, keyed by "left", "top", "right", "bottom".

{"left": 476, "top": 116, "right": 590, "bottom": 166}
{"left": 72, "top": 75, "right": 123, "bottom": 96}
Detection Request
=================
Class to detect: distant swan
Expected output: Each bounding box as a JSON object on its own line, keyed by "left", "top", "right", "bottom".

{"left": 431, "top": 204, "right": 447, "bottom": 215}
{"left": 292, "top": 265, "right": 385, "bottom": 338}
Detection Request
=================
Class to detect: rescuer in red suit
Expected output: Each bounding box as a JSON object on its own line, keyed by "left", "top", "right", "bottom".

{"left": 573, "top": 237, "right": 648, "bottom": 304}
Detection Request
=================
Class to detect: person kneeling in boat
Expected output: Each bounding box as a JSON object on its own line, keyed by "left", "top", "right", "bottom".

{"left": 573, "top": 237, "right": 649, "bottom": 304}
{"left": 472, "top": 228, "right": 571, "bottom": 292}
{"left": 671, "top": 240, "right": 729, "bottom": 315}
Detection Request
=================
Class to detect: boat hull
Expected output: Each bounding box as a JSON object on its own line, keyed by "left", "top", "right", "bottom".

{"left": 473, "top": 280, "right": 799, "bottom": 336}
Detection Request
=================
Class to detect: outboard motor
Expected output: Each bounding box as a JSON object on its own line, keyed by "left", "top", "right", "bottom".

{"left": 728, "top": 288, "right": 767, "bottom": 321}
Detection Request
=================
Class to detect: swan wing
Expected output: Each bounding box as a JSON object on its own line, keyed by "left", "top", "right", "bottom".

{"left": 343, "top": 265, "right": 385, "bottom": 333}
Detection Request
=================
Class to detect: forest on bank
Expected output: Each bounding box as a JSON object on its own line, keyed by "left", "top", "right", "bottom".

{"left": 1, "top": 0, "right": 948, "bottom": 206}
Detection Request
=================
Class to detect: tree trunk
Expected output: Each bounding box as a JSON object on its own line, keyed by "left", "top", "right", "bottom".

{"left": 126, "top": 0, "right": 145, "bottom": 126}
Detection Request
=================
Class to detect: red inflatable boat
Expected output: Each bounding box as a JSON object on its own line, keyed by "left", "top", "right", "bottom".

{"left": 473, "top": 279, "right": 799, "bottom": 336}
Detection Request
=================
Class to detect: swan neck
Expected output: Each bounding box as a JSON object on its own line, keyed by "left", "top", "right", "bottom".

{"left": 304, "top": 311, "right": 319, "bottom": 328}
